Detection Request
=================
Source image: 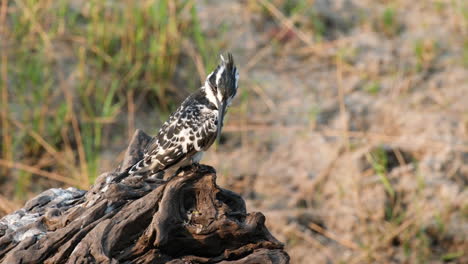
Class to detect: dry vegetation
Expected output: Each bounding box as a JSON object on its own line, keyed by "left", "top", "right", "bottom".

{"left": 1, "top": 0, "right": 467, "bottom": 263}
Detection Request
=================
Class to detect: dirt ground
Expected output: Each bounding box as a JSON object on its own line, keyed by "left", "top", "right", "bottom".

{"left": 195, "top": 0, "right": 468, "bottom": 263}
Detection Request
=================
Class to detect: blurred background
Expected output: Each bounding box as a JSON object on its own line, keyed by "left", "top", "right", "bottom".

{"left": 0, "top": 0, "right": 467, "bottom": 263}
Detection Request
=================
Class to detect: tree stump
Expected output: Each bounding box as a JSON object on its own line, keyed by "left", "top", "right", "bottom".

{"left": 0, "top": 130, "right": 289, "bottom": 264}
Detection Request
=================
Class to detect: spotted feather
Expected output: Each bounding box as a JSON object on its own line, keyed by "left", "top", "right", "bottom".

{"left": 125, "top": 53, "right": 238, "bottom": 176}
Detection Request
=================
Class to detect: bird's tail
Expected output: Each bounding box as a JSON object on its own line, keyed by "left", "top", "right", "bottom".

{"left": 128, "top": 158, "right": 149, "bottom": 175}
{"left": 113, "top": 158, "right": 146, "bottom": 182}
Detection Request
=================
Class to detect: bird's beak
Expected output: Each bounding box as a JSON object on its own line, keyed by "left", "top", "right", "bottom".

{"left": 217, "top": 100, "right": 227, "bottom": 144}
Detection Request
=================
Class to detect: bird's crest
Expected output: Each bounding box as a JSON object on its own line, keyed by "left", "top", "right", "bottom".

{"left": 207, "top": 53, "right": 238, "bottom": 97}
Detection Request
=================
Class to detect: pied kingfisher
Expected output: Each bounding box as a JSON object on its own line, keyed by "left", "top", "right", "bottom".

{"left": 126, "top": 53, "right": 239, "bottom": 177}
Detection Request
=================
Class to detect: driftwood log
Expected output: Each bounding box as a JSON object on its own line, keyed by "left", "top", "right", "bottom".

{"left": 0, "top": 130, "right": 289, "bottom": 263}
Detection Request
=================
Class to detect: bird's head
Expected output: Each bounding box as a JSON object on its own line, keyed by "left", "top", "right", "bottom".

{"left": 204, "top": 53, "right": 239, "bottom": 142}
{"left": 205, "top": 53, "right": 239, "bottom": 108}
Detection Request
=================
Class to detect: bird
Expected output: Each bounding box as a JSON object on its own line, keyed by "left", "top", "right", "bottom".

{"left": 124, "top": 53, "right": 239, "bottom": 178}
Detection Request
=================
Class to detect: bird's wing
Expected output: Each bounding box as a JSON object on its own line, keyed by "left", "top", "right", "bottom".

{"left": 143, "top": 106, "right": 181, "bottom": 156}
{"left": 129, "top": 104, "right": 217, "bottom": 174}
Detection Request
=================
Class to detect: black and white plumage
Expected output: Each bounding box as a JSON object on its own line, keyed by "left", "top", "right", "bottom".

{"left": 126, "top": 53, "right": 239, "bottom": 176}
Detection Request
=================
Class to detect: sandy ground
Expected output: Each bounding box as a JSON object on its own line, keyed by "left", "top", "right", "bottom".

{"left": 195, "top": 0, "right": 468, "bottom": 263}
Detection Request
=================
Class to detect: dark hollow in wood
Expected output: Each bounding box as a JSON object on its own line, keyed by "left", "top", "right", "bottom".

{"left": 0, "top": 130, "right": 289, "bottom": 263}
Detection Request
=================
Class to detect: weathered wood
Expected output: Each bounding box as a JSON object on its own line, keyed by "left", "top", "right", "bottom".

{"left": 0, "top": 130, "right": 289, "bottom": 263}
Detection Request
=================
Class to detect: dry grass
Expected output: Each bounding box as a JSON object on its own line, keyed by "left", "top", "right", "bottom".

{"left": 1, "top": 0, "right": 467, "bottom": 263}
{"left": 0, "top": 0, "right": 217, "bottom": 202}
